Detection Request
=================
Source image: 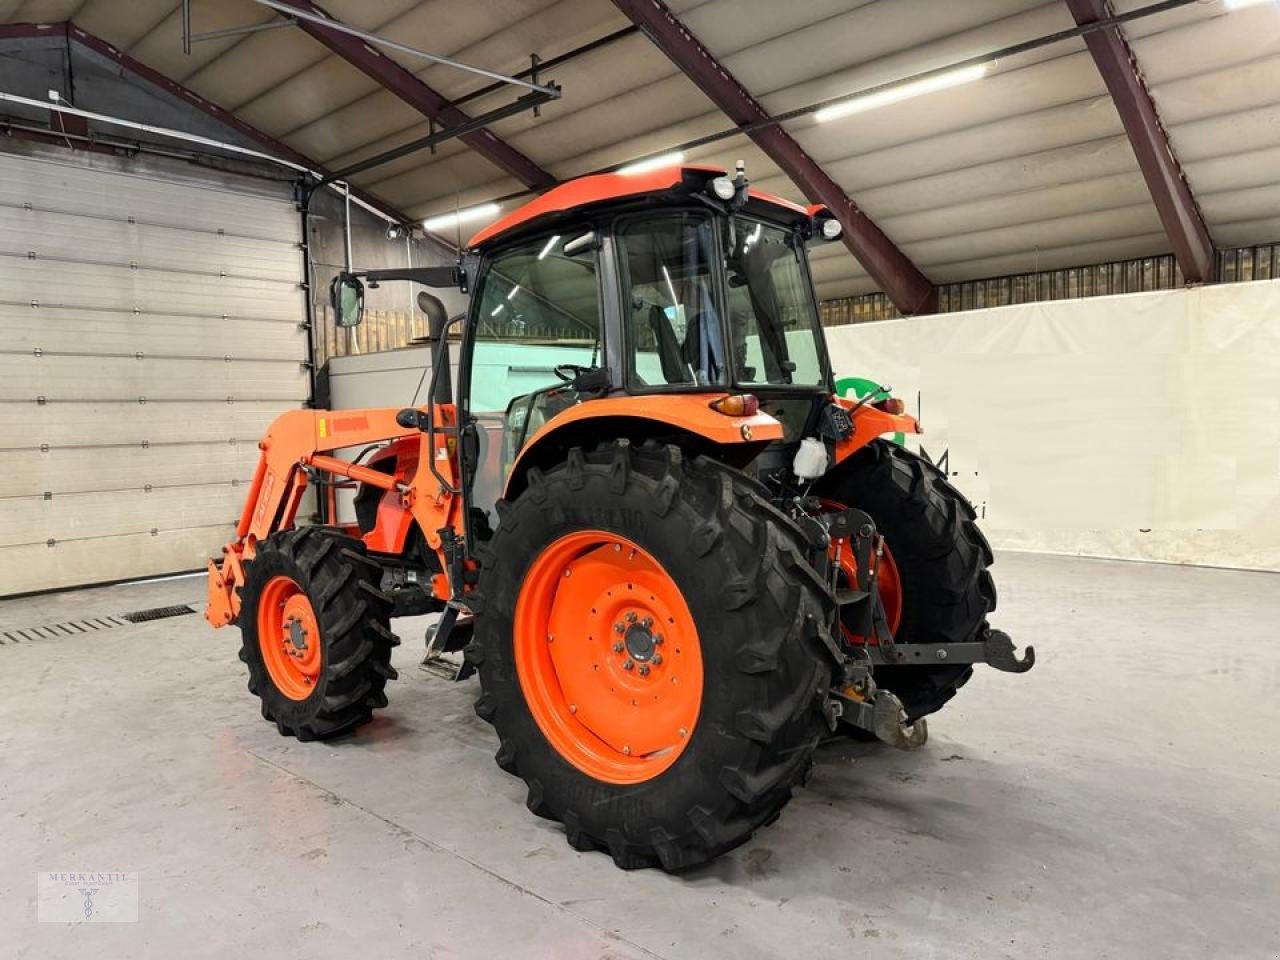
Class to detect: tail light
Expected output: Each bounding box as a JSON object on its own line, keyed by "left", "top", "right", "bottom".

{"left": 873, "top": 397, "right": 905, "bottom": 415}
{"left": 710, "top": 394, "right": 759, "bottom": 417}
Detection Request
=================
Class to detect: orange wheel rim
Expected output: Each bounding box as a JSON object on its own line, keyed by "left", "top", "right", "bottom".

{"left": 514, "top": 530, "right": 703, "bottom": 785}
{"left": 257, "top": 575, "right": 322, "bottom": 700}
{"left": 819, "top": 499, "right": 903, "bottom": 643}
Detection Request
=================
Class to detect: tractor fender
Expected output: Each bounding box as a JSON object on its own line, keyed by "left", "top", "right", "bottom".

{"left": 503, "top": 394, "right": 783, "bottom": 501}
{"left": 833, "top": 397, "right": 922, "bottom": 466}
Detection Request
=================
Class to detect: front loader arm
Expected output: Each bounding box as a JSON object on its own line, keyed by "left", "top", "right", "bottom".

{"left": 206, "top": 405, "right": 462, "bottom": 628}
{"left": 242, "top": 409, "right": 418, "bottom": 544}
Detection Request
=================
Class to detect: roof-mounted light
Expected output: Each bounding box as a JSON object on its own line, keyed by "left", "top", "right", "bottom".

{"left": 821, "top": 218, "right": 843, "bottom": 241}
{"left": 711, "top": 176, "right": 735, "bottom": 200}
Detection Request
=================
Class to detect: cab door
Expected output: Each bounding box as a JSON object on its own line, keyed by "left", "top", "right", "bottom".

{"left": 458, "top": 230, "right": 605, "bottom": 528}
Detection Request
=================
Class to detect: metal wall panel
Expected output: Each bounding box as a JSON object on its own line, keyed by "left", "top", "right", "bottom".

{"left": 0, "top": 153, "right": 299, "bottom": 240}
{"left": 0, "top": 305, "right": 303, "bottom": 358}
{"left": 0, "top": 445, "right": 263, "bottom": 499}
{"left": 0, "top": 149, "right": 307, "bottom": 595}
{"left": 0, "top": 355, "right": 307, "bottom": 402}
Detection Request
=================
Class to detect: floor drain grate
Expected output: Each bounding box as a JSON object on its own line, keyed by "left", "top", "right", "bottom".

{"left": 120, "top": 604, "right": 197, "bottom": 624}
{"left": 1, "top": 605, "right": 198, "bottom": 645}
{"left": 1, "top": 616, "right": 129, "bottom": 644}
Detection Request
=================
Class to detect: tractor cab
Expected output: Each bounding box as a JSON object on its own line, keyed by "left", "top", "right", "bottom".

{"left": 325, "top": 164, "right": 850, "bottom": 527}
{"left": 456, "top": 164, "right": 843, "bottom": 519}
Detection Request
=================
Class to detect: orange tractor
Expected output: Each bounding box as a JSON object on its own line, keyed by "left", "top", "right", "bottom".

{"left": 207, "top": 163, "right": 1033, "bottom": 870}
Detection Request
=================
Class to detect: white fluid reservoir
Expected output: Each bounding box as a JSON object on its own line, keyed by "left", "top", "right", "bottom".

{"left": 792, "top": 437, "right": 829, "bottom": 480}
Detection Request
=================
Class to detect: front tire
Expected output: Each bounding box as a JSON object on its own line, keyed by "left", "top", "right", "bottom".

{"left": 468, "top": 442, "right": 836, "bottom": 871}
{"left": 239, "top": 526, "right": 399, "bottom": 740}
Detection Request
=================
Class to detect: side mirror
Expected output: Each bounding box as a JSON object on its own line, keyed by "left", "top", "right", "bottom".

{"left": 329, "top": 273, "right": 365, "bottom": 328}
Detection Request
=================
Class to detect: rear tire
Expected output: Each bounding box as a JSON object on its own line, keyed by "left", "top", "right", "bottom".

{"left": 468, "top": 441, "right": 836, "bottom": 871}
{"left": 239, "top": 526, "right": 399, "bottom": 740}
{"left": 817, "top": 440, "right": 996, "bottom": 723}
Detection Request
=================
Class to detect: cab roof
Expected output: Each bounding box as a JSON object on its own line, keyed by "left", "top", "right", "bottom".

{"left": 466, "top": 164, "right": 819, "bottom": 249}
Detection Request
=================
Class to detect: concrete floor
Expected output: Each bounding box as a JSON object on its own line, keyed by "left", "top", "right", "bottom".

{"left": 1, "top": 552, "right": 1277, "bottom": 959}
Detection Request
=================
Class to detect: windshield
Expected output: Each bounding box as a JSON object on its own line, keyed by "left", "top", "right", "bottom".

{"left": 722, "top": 215, "right": 825, "bottom": 387}
{"left": 616, "top": 211, "right": 826, "bottom": 391}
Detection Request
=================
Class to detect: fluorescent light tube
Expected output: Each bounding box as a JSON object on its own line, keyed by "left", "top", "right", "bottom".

{"left": 617, "top": 151, "right": 686, "bottom": 175}
{"left": 816, "top": 64, "right": 991, "bottom": 123}
{"left": 423, "top": 202, "right": 500, "bottom": 232}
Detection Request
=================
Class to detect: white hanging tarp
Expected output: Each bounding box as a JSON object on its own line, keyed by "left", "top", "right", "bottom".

{"left": 824, "top": 279, "right": 1280, "bottom": 572}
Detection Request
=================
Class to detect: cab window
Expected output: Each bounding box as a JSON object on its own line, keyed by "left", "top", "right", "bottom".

{"left": 722, "top": 217, "right": 825, "bottom": 387}
{"left": 467, "top": 233, "right": 602, "bottom": 515}
{"left": 617, "top": 213, "right": 727, "bottom": 389}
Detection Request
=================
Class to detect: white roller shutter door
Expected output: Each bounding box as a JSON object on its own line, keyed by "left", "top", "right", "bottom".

{"left": 0, "top": 149, "right": 309, "bottom": 595}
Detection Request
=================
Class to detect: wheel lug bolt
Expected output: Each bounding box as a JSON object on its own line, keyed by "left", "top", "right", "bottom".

{"left": 613, "top": 642, "right": 624, "bottom": 653}
{"left": 652, "top": 654, "right": 663, "bottom": 666}
{"left": 641, "top": 617, "right": 652, "bottom": 629}
{"left": 653, "top": 634, "right": 663, "bottom": 645}
{"left": 614, "top": 623, "right": 625, "bottom": 634}
{"left": 639, "top": 665, "right": 650, "bottom": 677}
{"left": 622, "top": 659, "right": 634, "bottom": 671}
{"left": 625, "top": 611, "right": 637, "bottom": 623}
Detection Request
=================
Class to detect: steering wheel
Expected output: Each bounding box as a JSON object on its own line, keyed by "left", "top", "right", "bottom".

{"left": 554, "top": 363, "right": 593, "bottom": 383}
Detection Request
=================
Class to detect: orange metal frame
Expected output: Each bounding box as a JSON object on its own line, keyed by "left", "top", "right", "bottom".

{"left": 501, "top": 390, "right": 918, "bottom": 489}
{"left": 205, "top": 393, "right": 787, "bottom": 629}
{"left": 503, "top": 393, "right": 785, "bottom": 496}
{"left": 466, "top": 163, "right": 823, "bottom": 249}
{"left": 205, "top": 404, "right": 462, "bottom": 628}
{"left": 206, "top": 337, "right": 912, "bottom": 633}
{"left": 832, "top": 396, "right": 922, "bottom": 464}
{"left": 205, "top": 393, "right": 917, "bottom": 629}
{"left": 467, "top": 164, "right": 722, "bottom": 247}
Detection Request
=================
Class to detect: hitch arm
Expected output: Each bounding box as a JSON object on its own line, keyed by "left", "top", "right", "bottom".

{"left": 864, "top": 629, "right": 1035, "bottom": 673}
{"left": 833, "top": 687, "right": 929, "bottom": 750}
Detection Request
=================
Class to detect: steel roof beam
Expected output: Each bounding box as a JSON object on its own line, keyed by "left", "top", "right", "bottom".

{"left": 0, "top": 21, "right": 408, "bottom": 223}
{"left": 265, "top": 0, "right": 556, "bottom": 191}
{"left": 252, "top": 0, "right": 556, "bottom": 96}
{"left": 610, "top": 0, "right": 936, "bottom": 314}
{"left": 1065, "top": 0, "right": 1215, "bottom": 282}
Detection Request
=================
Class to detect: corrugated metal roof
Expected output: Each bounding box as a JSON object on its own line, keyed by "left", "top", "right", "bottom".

{"left": 3, "top": 0, "right": 1279, "bottom": 301}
